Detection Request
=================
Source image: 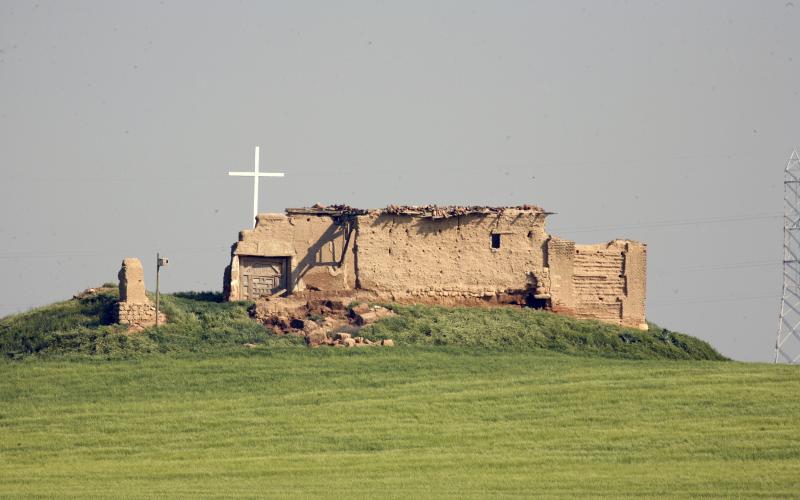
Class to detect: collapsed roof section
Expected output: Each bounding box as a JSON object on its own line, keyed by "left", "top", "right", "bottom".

{"left": 285, "top": 203, "right": 550, "bottom": 219}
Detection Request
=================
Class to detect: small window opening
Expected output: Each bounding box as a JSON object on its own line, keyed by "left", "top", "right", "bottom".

{"left": 491, "top": 234, "right": 501, "bottom": 249}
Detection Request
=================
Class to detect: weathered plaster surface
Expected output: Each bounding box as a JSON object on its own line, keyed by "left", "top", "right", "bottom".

{"left": 355, "top": 210, "right": 548, "bottom": 300}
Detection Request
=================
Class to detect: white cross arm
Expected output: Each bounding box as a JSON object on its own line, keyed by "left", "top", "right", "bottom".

{"left": 228, "top": 171, "right": 285, "bottom": 177}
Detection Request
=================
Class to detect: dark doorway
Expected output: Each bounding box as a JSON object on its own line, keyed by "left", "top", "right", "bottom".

{"left": 526, "top": 295, "right": 551, "bottom": 310}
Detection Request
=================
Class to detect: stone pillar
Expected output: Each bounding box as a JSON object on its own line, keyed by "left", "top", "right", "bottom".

{"left": 119, "top": 258, "right": 147, "bottom": 303}
{"left": 115, "top": 257, "right": 165, "bottom": 331}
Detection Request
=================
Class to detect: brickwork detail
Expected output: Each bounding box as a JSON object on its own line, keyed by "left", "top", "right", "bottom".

{"left": 571, "top": 241, "right": 647, "bottom": 329}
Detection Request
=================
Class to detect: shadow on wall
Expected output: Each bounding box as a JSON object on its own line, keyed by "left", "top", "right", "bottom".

{"left": 292, "top": 219, "right": 355, "bottom": 283}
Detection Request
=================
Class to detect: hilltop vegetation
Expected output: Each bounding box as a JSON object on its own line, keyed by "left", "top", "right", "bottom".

{"left": 0, "top": 286, "right": 724, "bottom": 360}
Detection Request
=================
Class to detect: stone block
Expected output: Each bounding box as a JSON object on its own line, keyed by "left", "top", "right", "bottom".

{"left": 118, "top": 258, "right": 148, "bottom": 304}
{"left": 305, "top": 331, "right": 328, "bottom": 347}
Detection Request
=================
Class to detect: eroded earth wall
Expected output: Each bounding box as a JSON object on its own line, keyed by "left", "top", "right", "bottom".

{"left": 354, "top": 210, "right": 549, "bottom": 302}
{"left": 224, "top": 208, "right": 648, "bottom": 329}
{"left": 547, "top": 240, "right": 647, "bottom": 329}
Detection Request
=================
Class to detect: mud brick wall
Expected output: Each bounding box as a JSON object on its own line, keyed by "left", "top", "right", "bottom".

{"left": 354, "top": 210, "right": 549, "bottom": 301}
{"left": 570, "top": 241, "right": 647, "bottom": 329}
{"left": 621, "top": 242, "right": 647, "bottom": 328}
{"left": 546, "top": 237, "right": 576, "bottom": 315}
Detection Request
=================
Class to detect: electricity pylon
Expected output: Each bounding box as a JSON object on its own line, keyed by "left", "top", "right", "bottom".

{"left": 776, "top": 150, "right": 800, "bottom": 363}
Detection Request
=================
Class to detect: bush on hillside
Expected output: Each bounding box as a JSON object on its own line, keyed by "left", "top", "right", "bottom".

{"left": 359, "top": 305, "right": 727, "bottom": 361}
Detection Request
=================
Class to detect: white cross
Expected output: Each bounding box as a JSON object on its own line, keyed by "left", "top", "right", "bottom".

{"left": 228, "top": 146, "right": 285, "bottom": 227}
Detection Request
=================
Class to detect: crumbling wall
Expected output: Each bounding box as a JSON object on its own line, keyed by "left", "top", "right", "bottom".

{"left": 570, "top": 240, "right": 647, "bottom": 329}
{"left": 226, "top": 213, "right": 356, "bottom": 301}
{"left": 354, "top": 209, "right": 549, "bottom": 302}
{"left": 115, "top": 258, "right": 165, "bottom": 331}
{"left": 546, "top": 237, "right": 576, "bottom": 315}
{"left": 621, "top": 241, "right": 647, "bottom": 329}
{"left": 223, "top": 207, "right": 647, "bottom": 329}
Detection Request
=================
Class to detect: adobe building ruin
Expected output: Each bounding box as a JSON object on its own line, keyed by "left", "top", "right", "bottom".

{"left": 223, "top": 205, "right": 648, "bottom": 330}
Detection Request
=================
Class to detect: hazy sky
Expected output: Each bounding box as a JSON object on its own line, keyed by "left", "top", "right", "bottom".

{"left": 1, "top": 1, "right": 798, "bottom": 361}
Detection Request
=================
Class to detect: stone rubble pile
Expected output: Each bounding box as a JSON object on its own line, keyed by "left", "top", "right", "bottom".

{"left": 306, "top": 331, "right": 395, "bottom": 348}
{"left": 250, "top": 297, "right": 396, "bottom": 348}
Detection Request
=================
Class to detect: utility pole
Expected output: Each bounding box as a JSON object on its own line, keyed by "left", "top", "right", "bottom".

{"left": 155, "top": 253, "right": 169, "bottom": 329}
{"left": 775, "top": 150, "right": 800, "bottom": 363}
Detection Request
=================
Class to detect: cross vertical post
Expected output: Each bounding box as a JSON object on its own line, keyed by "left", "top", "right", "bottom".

{"left": 253, "top": 146, "right": 260, "bottom": 227}
{"left": 155, "top": 252, "right": 160, "bottom": 329}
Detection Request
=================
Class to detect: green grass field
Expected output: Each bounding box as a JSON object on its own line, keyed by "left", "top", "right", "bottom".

{"left": 1, "top": 290, "right": 798, "bottom": 498}
{"left": 2, "top": 350, "right": 799, "bottom": 498}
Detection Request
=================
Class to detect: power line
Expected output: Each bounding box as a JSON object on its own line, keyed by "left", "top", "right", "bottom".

{"left": 0, "top": 246, "right": 230, "bottom": 260}
{"left": 651, "top": 294, "right": 779, "bottom": 307}
{"left": 671, "top": 260, "right": 782, "bottom": 272}
{"left": 555, "top": 213, "right": 781, "bottom": 234}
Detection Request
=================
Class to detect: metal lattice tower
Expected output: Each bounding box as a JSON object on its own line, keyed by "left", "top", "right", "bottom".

{"left": 776, "top": 150, "right": 800, "bottom": 363}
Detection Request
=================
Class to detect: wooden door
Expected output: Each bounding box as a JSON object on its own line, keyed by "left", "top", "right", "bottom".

{"left": 239, "top": 257, "right": 286, "bottom": 300}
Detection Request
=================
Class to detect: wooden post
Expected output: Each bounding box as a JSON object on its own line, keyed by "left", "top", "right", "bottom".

{"left": 155, "top": 252, "right": 160, "bottom": 329}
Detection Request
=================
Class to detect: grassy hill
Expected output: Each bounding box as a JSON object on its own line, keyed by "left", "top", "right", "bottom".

{"left": 0, "top": 286, "right": 724, "bottom": 361}
{"left": 6, "top": 288, "right": 796, "bottom": 498}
